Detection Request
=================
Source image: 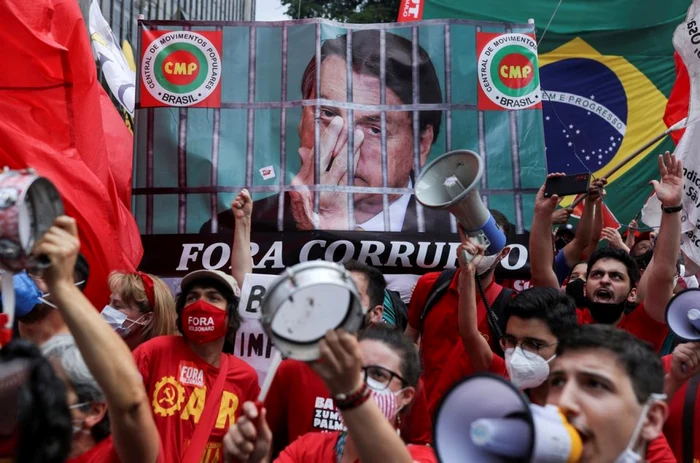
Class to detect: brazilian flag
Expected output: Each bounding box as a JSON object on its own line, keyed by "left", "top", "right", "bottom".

{"left": 424, "top": 0, "right": 690, "bottom": 223}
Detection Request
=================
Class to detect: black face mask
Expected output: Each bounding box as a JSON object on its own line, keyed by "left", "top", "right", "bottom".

{"left": 587, "top": 300, "right": 627, "bottom": 324}
{"left": 633, "top": 249, "right": 653, "bottom": 272}
{"left": 555, "top": 237, "right": 569, "bottom": 251}
{"left": 565, "top": 278, "right": 587, "bottom": 308}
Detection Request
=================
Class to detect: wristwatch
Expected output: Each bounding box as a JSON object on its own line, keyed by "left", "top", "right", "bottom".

{"left": 661, "top": 204, "right": 683, "bottom": 213}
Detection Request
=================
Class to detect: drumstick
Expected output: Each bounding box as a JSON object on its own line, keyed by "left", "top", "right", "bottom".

{"left": 568, "top": 118, "right": 687, "bottom": 209}
{"left": 257, "top": 350, "right": 283, "bottom": 403}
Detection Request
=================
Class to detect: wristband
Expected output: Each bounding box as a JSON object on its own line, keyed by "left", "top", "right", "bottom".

{"left": 334, "top": 382, "right": 370, "bottom": 410}
{"left": 661, "top": 204, "right": 683, "bottom": 214}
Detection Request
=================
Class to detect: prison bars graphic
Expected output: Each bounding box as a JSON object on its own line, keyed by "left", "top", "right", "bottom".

{"left": 134, "top": 19, "right": 541, "bottom": 235}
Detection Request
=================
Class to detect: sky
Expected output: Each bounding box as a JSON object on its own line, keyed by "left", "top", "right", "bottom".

{"left": 256, "top": 0, "right": 291, "bottom": 21}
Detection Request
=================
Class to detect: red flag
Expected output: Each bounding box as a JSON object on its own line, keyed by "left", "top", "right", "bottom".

{"left": 570, "top": 195, "right": 621, "bottom": 230}
{"left": 397, "top": 0, "right": 424, "bottom": 22}
{"left": 0, "top": 0, "right": 142, "bottom": 306}
{"left": 664, "top": 51, "right": 689, "bottom": 144}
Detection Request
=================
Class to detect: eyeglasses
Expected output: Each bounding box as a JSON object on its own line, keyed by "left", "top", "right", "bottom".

{"left": 499, "top": 335, "right": 557, "bottom": 359}
{"left": 361, "top": 365, "right": 407, "bottom": 391}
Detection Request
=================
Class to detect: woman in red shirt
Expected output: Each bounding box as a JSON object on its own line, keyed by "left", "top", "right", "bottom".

{"left": 224, "top": 324, "right": 436, "bottom": 463}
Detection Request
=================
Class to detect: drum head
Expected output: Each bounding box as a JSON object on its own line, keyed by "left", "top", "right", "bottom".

{"left": 24, "top": 177, "right": 64, "bottom": 252}
{"left": 261, "top": 261, "right": 365, "bottom": 361}
{"left": 0, "top": 171, "right": 63, "bottom": 272}
{"left": 269, "top": 283, "right": 353, "bottom": 344}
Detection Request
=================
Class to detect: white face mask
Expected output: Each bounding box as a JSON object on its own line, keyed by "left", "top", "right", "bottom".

{"left": 68, "top": 401, "right": 92, "bottom": 434}
{"left": 100, "top": 305, "right": 146, "bottom": 337}
{"left": 505, "top": 347, "right": 556, "bottom": 390}
{"left": 613, "top": 393, "right": 667, "bottom": 463}
{"left": 38, "top": 280, "right": 86, "bottom": 310}
{"left": 474, "top": 253, "right": 501, "bottom": 276}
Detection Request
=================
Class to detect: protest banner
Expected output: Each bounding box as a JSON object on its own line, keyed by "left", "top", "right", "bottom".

{"left": 133, "top": 19, "right": 547, "bottom": 281}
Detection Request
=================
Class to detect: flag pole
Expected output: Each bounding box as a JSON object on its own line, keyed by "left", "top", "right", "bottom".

{"left": 568, "top": 118, "right": 687, "bottom": 209}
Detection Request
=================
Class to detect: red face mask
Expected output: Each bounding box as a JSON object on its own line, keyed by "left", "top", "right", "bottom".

{"left": 181, "top": 299, "right": 227, "bottom": 343}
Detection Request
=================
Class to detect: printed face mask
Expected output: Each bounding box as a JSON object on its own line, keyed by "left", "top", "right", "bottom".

{"left": 365, "top": 377, "right": 404, "bottom": 423}
{"left": 505, "top": 347, "right": 556, "bottom": 390}
{"left": 181, "top": 299, "right": 227, "bottom": 343}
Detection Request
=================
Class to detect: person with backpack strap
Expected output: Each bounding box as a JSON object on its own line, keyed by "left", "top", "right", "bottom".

{"left": 660, "top": 341, "right": 700, "bottom": 463}
{"left": 404, "top": 226, "right": 511, "bottom": 402}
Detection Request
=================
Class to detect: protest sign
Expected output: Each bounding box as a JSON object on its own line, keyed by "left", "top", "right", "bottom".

{"left": 134, "top": 19, "right": 547, "bottom": 279}
{"left": 235, "top": 273, "right": 278, "bottom": 385}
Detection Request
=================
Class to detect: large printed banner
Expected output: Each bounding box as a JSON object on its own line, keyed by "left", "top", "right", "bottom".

{"left": 134, "top": 19, "right": 547, "bottom": 281}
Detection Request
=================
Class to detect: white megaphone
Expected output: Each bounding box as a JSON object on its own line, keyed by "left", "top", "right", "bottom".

{"left": 415, "top": 150, "right": 506, "bottom": 255}
{"left": 665, "top": 288, "right": 700, "bottom": 341}
{"left": 434, "top": 373, "right": 583, "bottom": 463}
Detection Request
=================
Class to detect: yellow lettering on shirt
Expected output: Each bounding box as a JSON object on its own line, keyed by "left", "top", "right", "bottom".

{"left": 181, "top": 386, "right": 206, "bottom": 423}
{"left": 214, "top": 391, "right": 239, "bottom": 429}
{"left": 200, "top": 442, "right": 222, "bottom": 463}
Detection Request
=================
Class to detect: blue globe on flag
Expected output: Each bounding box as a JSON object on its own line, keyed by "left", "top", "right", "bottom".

{"left": 540, "top": 58, "right": 628, "bottom": 174}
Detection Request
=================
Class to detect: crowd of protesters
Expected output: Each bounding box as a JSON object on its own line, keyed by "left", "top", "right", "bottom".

{"left": 2, "top": 152, "right": 700, "bottom": 463}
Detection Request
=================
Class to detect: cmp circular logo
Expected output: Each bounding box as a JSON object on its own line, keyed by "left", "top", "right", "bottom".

{"left": 478, "top": 33, "right": 541, "bottom": 109}
{"left": 540, "top": 58, "right": 628, "bottom": 173}
{"left": 141, "top": 31, "right": 221, "bottom": 106}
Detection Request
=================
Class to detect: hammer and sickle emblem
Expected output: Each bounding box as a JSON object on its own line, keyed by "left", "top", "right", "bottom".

{"left": 159, "top": 386, "right": 176, "bottom": 406}
{"left": 152, "top": 376, "right": 185, "bottom": 417}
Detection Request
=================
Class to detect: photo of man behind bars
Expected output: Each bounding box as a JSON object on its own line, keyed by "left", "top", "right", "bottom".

{"left": 202, "top": 30, "right": 450, "bottom": 233}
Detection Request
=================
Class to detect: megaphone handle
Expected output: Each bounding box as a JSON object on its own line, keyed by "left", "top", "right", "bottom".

{"left": 461, "top": 249, "right": 474, "bottom": 266}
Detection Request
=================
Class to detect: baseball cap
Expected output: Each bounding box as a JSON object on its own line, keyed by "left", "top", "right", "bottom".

{"left": 180, "top": 269, "right": 241, "bottom": 298}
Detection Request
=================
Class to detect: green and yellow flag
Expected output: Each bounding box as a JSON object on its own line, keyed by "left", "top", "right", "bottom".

{"left": 425, "top": 0, "right": 690, "bottom": 223}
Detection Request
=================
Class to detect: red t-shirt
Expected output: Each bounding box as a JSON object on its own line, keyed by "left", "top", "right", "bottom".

{"left": 67, "top": 436, "right": 118, "bottom": 463}
{"left": 275, "top": 431, "right": 436, "bottom": 463}
{"left": 67, "top": 436, "right": 166, "bottom": 463}
{"left": 576, "top": 302, "right": 668, "bottom": 352}
{"left": 264, "top": 359, "right": 432, "bottom": 456}
{"left": 661, "top": 355, "right": 700, "bottom": 462}
{"left": 428, "top": 341, "right": 507, "bottom": 417}
{"left": 133, "top": 336, "right": 260, "bottom": 463}
{"left": 407, "top": 270, "right": 505, "bottom": 399}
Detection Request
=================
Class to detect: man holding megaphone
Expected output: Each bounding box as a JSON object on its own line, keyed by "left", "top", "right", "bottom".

{"left": 547, "top": 325, "right": 669, "bottom": 463}
{"left": 405, "top": 150, "right": 513, "bottom": 402}
{"left": 434, "top": 324, "right": 670, "bottom": 463}
{"left": 427, "top": 238, "right": 578, "bottom": 416}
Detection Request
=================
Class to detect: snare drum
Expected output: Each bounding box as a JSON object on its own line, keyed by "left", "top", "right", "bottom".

{"left": 260, "top": 261, "right": 365, "bottom": 361}
{"left": 0, "top": 168, "right": 64, "bottom": 272}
